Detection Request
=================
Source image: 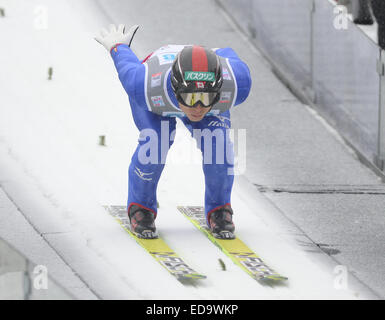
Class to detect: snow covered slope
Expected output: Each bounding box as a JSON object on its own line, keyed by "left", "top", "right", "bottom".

{"left": 0, "top": 0, "right": 371, "bottom": 299}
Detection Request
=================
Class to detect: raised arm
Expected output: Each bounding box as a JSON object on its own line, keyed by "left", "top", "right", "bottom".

{"left": 95, "top": 24, "right": 143, "bottom": 97}
{"left": 110, "top": 45, "right": 144, "bottom": 97}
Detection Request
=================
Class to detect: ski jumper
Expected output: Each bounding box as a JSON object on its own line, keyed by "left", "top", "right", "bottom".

{"left": 111, "top": 44, "right": 251, "bottom": 224}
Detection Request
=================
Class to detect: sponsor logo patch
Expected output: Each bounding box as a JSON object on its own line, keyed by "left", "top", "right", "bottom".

{"left": 219, "top": 91, "right": 232, "bottom": 103}
{"left": 151, "top": 96, "right": 165, "bottom": 107}
{"left": 185, "top": 71, "right": 215, "bottom": 82}
{"left": 223, "top": 68, "right": 231, "bottom": 80}
{"left": 208, "top": 120, "right": 230, "bottom": 129}
{"left": 208, "top": 115, "right": 231, "bottom": 128}
{"left": 158, "top": 53, "right": 177, "bottom": 65}
{"left": 206, "top": 109, "right": 220, "bottom": 116}
{"left": 151, "top": 72, "right": 162, "bottom": 87}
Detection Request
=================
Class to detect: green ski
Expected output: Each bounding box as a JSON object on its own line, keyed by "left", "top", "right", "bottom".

{"left": 178, "top": 206, "right": 287, "bottom": 282}
{"left": 104, "top": 205, "right": 206, "bottom": 281}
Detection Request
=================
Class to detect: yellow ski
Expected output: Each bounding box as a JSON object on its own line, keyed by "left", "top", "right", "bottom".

{"left": 104, "top": 205, "right": 206, "bottom": 280}
{"left": 177, "top": 206, "right": 287, "bottom": 281}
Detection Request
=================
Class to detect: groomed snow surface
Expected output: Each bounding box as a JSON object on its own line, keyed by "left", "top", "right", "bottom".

{"left": 0, "top": 0, "right": 370, "bottom": 299}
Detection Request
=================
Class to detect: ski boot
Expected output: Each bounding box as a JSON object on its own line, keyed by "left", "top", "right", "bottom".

{"left": 128, "top": 204, "right": 158, "bottom": 239}
{"left": 208, "top": 205, "right": 235, "bottom": 239}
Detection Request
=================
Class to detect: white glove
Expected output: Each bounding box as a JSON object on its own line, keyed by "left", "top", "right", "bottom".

{"left": 95, "top": 24, "right": 139, "bottom": 51}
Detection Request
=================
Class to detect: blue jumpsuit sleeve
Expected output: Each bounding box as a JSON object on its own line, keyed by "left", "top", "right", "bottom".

{"left": 215, "top": 48, "right": 252, "bottom": 106}
{"left": 110, "top": 44, "right": 147, "bottom": 108}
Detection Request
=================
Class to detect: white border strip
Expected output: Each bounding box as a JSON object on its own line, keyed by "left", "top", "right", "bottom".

{"left": 164, "top": 68, "right": 181, "bottom": 111}
{"left": 226, "top": 57, "right": 238, "bottom": 109}
{"left": 143, "top": 63, "right": 152, "bottom": 112}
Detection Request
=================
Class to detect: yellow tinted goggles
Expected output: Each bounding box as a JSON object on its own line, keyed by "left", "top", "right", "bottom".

{"left": 179, "top": 92, "right": 219, "bottom": 108}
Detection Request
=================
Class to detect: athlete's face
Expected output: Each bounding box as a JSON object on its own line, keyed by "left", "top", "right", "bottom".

{"left": 179, "top": 103, "right": 211, "bottom": 122}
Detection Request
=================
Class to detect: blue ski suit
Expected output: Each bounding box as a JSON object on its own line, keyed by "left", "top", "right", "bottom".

{"left": 110, "top": 44, "right": 251, "bottom": 224}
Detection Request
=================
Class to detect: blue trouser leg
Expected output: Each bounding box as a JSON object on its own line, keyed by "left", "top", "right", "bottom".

{"left": 181, "top": 111, "right": 235, "bottom": 224}
{"left": 127, "top": 106, "right": 176, "bottom": 214}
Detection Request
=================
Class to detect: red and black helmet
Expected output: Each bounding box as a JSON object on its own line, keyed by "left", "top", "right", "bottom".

{"left": 171, "top": 45, "right": 223, "bottom": 108}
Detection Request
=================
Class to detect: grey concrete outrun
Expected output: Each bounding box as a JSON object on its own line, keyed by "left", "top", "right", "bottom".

{"left": 94, "top": 0, "right": 385, "bottom": 298}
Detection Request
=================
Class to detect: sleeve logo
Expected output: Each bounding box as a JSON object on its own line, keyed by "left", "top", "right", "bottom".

{"left": 184, "top": 71, "right": 215, "bottom": 82}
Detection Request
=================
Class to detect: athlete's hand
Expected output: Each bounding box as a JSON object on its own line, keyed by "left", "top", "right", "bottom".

{"left": 95, "top": 24, "right": 139, "bottom": 51}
